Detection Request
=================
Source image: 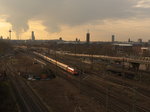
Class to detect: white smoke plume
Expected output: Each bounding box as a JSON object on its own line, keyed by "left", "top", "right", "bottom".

{"left": 0, "top": 0, "right": 149, "bottom": 37}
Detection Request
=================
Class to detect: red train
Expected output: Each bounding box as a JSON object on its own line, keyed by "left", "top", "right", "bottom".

{"left": 34, "top": 52, "right": 79, "bottom": 75}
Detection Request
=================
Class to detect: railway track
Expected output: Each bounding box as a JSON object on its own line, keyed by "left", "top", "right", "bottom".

{"left": 46, "top": 52, "right": 150, "bottom": 99}
{"left": 31, "top": 51, "right": 150, "bottom": 112}
{"left": 90, "top": 71, "right": 150, "bottom": 98}
{"left": 5, "top": 63, "right": 51, "bottom": 112}
{"left": 13, "top": 49, "right": 149, "bottom": 112}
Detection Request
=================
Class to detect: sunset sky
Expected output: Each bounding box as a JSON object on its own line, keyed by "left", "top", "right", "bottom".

{"left": 0, "top": 0, "right": 150, "bottom": 41}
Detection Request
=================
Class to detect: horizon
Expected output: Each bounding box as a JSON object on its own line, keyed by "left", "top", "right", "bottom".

{"left": 0, "top": 0, "right": 150, "bottom": 41}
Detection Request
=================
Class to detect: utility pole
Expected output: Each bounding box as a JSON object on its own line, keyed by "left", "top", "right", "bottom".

{"left": 75, "top": 43, "right": 77, "bottom": 56}
{"left": 106, "top": 87, "right": 109, "bottom": 112}
{"left": 74, "top": 104, "right": 82, "bottom": 112}
{"left": 106, "top": 89, "right": 108, "bottom": 112}
{"left": 55, "top": 45, "right": 58, "bottom": 75}
{"left": 91, "top": 53, "right": 94, "bottom": 70}
{"left": 122, "top": 58, "right": 125, "bottom": 86}
{"left": 132, "top": 87, "right": 137, "bottom": 112}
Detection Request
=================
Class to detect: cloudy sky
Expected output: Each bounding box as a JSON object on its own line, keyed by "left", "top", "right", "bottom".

{"left": 0, "top": 0, "right": 150, "bottom": 41}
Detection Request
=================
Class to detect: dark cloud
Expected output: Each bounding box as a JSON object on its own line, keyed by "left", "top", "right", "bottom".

{"left": 0, "top": 0, "right": 149, "bottom": 35}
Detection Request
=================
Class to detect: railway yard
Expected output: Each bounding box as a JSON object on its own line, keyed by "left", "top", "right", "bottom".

{"left": 35, "top": 49, "right": 150, "bottom": 112}
{"left": 0, "top": 44, "right": 150, "bottom": 112}
{"left": 2, "top": 1, "right": 150, "bottom": 112}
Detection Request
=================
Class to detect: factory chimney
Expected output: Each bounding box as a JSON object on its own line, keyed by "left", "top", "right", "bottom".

{"left": 31, "top": 31, "right": 35, "bottom": 41}
{"left": 86, "top": 30, "right": 90, "bottom": 43}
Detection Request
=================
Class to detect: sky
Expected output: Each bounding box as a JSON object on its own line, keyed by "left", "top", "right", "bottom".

{"left": 0, "top": 0, "right": 150, "bottom": 41}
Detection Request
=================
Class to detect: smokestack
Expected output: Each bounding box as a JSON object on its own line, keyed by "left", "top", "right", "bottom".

{"left": 31, "top": 31, "right": 35, "bottom": 41}
{"left": 86, "top": 30, "right": 90, "bottom": 43}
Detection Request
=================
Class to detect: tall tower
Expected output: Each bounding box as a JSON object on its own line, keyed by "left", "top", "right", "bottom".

{"left": 86, "top": 30, "right": 90, "bottom": 43}
{"left": 9, "top": 30, "right": 12, "bottom": 40}
{"left": 112, "top": 35, "right": 115, "bottom": 42}
{"left": 31, "top": 31, "right": 35, "bottom": 41}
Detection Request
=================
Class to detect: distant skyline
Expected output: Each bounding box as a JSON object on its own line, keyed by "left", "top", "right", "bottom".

{"left": 0, "top": 0, "right": 150, "bottom": 41}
